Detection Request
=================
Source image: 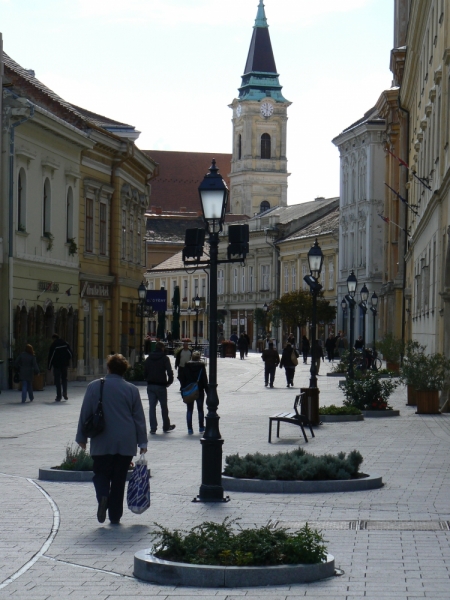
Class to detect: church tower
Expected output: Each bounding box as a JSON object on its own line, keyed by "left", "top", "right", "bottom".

{"left": 229, "top": 0, "right": 291, "bottom": 216}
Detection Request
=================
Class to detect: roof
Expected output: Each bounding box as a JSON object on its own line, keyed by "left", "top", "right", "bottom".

{"left": 341, "top": 106, "right": 385, "bottom": 134}
{"left": 280, "top": 207, "right": 340, "bottom": 243}
{"left": 146, "top": 216, "right": 206, "bottom": 243}
{"left": 71, "top": 105, "right": 140, "bottom": 141}
{"left": 257, "top": 197, "right": 339, "bottom": 225}
{"left": 147, "top": 247, "right": 210, "bottom": 273}
{"left": 142, "top": 150, "right": 232, "bottom": 213}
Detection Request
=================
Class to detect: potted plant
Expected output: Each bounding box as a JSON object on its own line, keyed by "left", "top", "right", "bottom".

{"left": 404, "top": 351, "right": 450, "bottom": 414}
{"left": 400, "top": 340, "right": 426, "bottom": 406}
{"left": 340, "top": 370, "right": 400, "bottom": 414}
{"left": 377, "top": 334, "right": 404, "bottom": 373}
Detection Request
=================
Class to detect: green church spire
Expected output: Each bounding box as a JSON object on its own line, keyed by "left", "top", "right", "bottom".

{"left": 254, "top": 0, "right": 268, "bottom": 28}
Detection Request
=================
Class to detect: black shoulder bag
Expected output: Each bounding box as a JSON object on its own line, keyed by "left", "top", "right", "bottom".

{"left": 82, "top": 378, "right": 105, "bottom": 438}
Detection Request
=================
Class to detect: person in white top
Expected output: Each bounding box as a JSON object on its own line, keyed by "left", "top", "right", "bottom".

{"left": 175, "top": 341, "right": 192, "bottom": 389}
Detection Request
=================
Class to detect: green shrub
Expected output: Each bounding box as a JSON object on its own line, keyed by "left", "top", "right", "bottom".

{"left": 340, "top": 370, "right": 399, "bottom": 410}
{"left": 319, "top": 404, "right": 361, "bottom": 415}
{"left": 150, "top": 518, "right": 327, "bottom": 566}
{"left": 58, "top": 444, "right": 93, "bottom": 471}
{"left": 224, "top": 447, "right": 363, "bottom": 481}
{"left": 125, "top": 362, "right": 145, "bottom": 381}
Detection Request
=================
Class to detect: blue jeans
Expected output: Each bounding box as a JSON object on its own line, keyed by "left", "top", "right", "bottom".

{"left": 186, "top": 392, "right": 205, "bottom": 430}
{"left": 147, "top": 384, "right": 171, "bottom": 432}
{"left": 21, "top": 380, "right": 34, "bottom": 402}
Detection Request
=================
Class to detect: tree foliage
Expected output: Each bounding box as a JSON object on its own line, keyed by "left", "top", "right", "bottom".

{"left": 272, "top": 290, "right": 336, "bottom": 332}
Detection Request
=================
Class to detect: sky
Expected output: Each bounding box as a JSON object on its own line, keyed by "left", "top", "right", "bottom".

{"left": 0, "top": 0, "right": 394, "bottom": 205}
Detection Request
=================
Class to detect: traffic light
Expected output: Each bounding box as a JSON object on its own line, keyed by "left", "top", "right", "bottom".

{"left": 227, "top": 224, "right": 249, "bottom": 260}
{"left": 183, "top": 228, "right": 205, "bottom": 261}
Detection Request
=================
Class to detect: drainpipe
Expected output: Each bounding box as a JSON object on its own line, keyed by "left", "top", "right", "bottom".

{"left": 5, "top": 93, "right": 35, "bottom": 381}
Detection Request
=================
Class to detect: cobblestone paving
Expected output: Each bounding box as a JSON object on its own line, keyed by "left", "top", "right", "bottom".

{"left": 1, "top": 354, "right": 449, "bottom": 598}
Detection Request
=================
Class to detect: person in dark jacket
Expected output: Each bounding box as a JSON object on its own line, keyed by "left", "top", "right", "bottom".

{"left": 183, "top": 351, "right": 208, "bottom": 435}
{"left": 354, "top": 336, "right": 364, "bottom": 350}
{"left": 48, "top": 334, "right": 73, "bottom": 402}
{"left": 243, "top": 331, "right": 251, "bottom": 356}
{"left": 301, "top": 335, "right": 310, "bottom": 364}
{"left": 313, "top": 339, "right": 325, "bottom": 374}
{"left": 15, "top": 344, "right": 39, "bottom": 403}
{"left": 143, "top": 342, "right": 176, "bottom": 434}
{"left": 237, "top": 333, "right": 249, "bottom": 359}
{"left": 76, "top": 353, "right": 147, "bottom": 525}
{"left": 279, "top": 343, "right": 299, "bottom": 387}
{"left": 325, "top": 334, "right": 336, "bottom": 362}
{"left": 287, "top": 333, "right": 296, "bottom": 348}
{"left": 261, "top": 342, "right": 280, "bottom": 387}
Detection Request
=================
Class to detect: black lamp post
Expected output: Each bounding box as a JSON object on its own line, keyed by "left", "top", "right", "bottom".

{"left": 187, "top": 306, "right": 192, "bottom": 339}
{"left": 196, "top": 159, "right": 229, "bottom": 503}
{"left": 303, "top": 239, "right": 324, "bottom": 389}
{"left": 345, "top": 271, "right": 358, "bottom": 378}
{"left": 194, "top": 294, "right": 201, "bottom": 350}
{"left": 138, "top": 281, "right": 146, "bottom": 363}
{"left": 359, "top": 283, "right": 369, "bottom": 354}
{"left": 370, "top": 291, "right": 378, "bottom": 370}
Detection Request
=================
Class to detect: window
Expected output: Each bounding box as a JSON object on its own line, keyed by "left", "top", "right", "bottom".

{"left": 194, "top": 278, "right": 199, "bottom": 297}
{"left": 172, "top": 279, "right": 177, "bottom": 300}
{"left": 85, "top": 197, "right": 94, "bottom": 253}
{"left": 43, "top": 178, "right": 51, "bottom": 236}
{"left": 233, "top": 268, "right": 238, "bottom": 293}
{"left": 18, "top": 169, "right": 26, "bottom": 231}
{"left": 260, "top": 200, "right": 270, "bottom": 213}
{"left": 99, "top": 202, "right": 107, "bottom": 255}
{"left": 328, "top": 261, "right": 334, "bottom": 290}
{"left": 66, "top": 187, "right": 74, "bottom": 242}
{"left": 261, "top": 265, "right": 270, "bottom": 290}
{"left": 137, "top": 217, "right": 141, "bottom": 264}
{"left": 121, "top": 209, "right": 126, "bottom": 259}
{"left": 261, "top": 133, "right": 271, "bottom": 159}
{"left": 201, "top": 278, "right": 206, "bottom": 298}
{"left": 241, "top": 267, "right": 245, "bottom": 292}
{"left": 237, "top": 134, "right": 242, "bottom": 160}
{"left": 284, "top": 266, "right": 289, "bottom": 293}
{"left": 183, "top": 279, "right": 188, "bottom": 300}
{"left": 249, "top": 266, "right": 254, "bottom": 292}
{"left": 218, "top": 269, "right": 224, "bottom": 295}
{"left": 292, "top": 266, "right": 296, "bottom": 291}
{"left": 149, "top": 280, "right": 154, "bottom": 290}
{"left": 129, "top": 214, "right": 134, "bottom": 261}
{"left": 302, "top": 264, "right": 308, "bottom": 290}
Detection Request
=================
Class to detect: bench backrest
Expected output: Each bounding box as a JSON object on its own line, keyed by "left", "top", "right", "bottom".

{"left": 293, "top": 393, "right": 305, "bottom": 416}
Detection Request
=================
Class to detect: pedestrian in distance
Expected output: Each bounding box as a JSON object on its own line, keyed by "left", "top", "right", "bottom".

{"left": 264, "top": 333, "right": 272, "bottom": 349}
{"left": 144, "top": 341, "right": 176, "bottom": 434}
{"left": 243, "top": 331, "right": 251, "bottom": 356}
{"left": 287, "top": 332, "right": 296, "bottom": 348}
{"left": 175, "top": 340, "right": 192, "bottom": 389}
{"left": 354, "top": 335, "right": 364, "bottom": 350}
{"left": 183, "top": 351, "right": 208, "bottom": 435}
{"left": 75, "top": 353, "right": 148, "bottom": 525}
{"left": 301, "top": 335, "right": 310, "bottom": 364}
{"left": 279, "top": 342, "right": 299, "bottom": 387}
{"left": 14, "top": 343, "right": 39, "bottom": 403}
{"left": 47, "top": 333, "right": 73, "bottom": 402}
{"left": 313, "top": 339, "right": 325, "bottom": 375}
{"left": 325, "top": 333, "right": 336, "bottom": 362}
{"left": 230, "top": 332, "right": 239, "bottom": 344}
{"left": 237, "top": 333, "right": 249, "bottom": 359}
{"left": 261, "top": 342, "right": 280, "bottom": 387}
{"left": 337, "top": 333, "right": 347, "bottom": 358}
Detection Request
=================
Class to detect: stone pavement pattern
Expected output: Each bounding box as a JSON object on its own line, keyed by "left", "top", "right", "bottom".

{"left": 0, "top": 354, "right": 449, "bottom": 599}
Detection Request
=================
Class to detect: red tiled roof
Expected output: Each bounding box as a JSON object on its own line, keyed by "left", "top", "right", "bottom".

{"left": 143, "top": 150, "right": 232, "bottom": 213}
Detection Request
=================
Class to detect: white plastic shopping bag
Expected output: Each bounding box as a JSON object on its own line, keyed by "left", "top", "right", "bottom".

{"left": 127, "top": 454, "right": 150, "bottom": 514}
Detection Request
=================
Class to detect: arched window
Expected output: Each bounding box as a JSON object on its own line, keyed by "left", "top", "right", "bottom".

{"left": 260, "top": 200, "right": 270, "bottom": 213}
{"left": 237, "top": 134, "right": 242, "bottom": 159}
{"left": 66, "top": 187, "right": 74, "bottom": 241}
{"left": 18, "top": 169, "right": 26, "bottom": 231}
{"left": 43, "top": 178, "right": 51, "bottom": 236}
{"left": 261, "top": 133, "right": 271, "bottom": 159}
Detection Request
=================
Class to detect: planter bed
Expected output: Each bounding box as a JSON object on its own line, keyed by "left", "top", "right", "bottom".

{"left": 134, "top": 549, "right": 335, "bottom": 587}
{"left": 326, "top": 372, "right": 344, "bottom": 377}
{"left": 38, "top": 467, "right": 145, "bottom": 482}
{"left": 320, "top": 414, "right": 364, "bottom": 423}
{"left": 361, "top": 410, "right": 400, "bottom": 418}
{"left": 221, "top": 473, "right": 382, "bottom": 494}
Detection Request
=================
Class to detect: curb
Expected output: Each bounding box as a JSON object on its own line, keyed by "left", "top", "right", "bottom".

{"left": 221, "top": 473, "right": 382, "bottom": 494}
{"left": 362, "top": 410, "right": 400, "bottom": 418}
{"left": 38, "top": 467, "right": 143, "bottom": 482}
{"left": 134, "top": 550, "right": 335, "bottom": 587}
{"left": 319, "top": 414, "right": 363, "bottom": 422}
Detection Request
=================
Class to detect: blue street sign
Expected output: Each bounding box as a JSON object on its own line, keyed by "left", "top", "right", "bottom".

{"left": 146, "top": 290, "right": 167, "bottom": 311}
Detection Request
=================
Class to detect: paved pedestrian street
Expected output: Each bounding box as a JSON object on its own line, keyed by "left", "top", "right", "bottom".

{"left": 0, "top": 353, "right": 449, "bottom": 599}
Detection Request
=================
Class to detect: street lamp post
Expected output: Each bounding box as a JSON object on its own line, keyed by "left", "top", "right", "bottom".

{"left": 303, "top": 239, "right": 324, "bottom": 389}
{"left": 359, "top": 284, "right": 369, "bottom": 352}
{"left": 345, "top": 270, "right": 358, "bottom": 379}
{"left": 194, "top": 294, "right": 201, "bottom": 350}
{"left": 196, "top": 159, "right": 229, "bottom": 503}
{"left": 187, "top": 306, "right": 192, "bottom": 340}
{"left": 137, "top": 281, "right": 147, "bottom": 363}
{"left": 370, "top": 291, "right": 378, "bottom": 370}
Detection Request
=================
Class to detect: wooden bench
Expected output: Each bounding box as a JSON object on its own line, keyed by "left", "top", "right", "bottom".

{"left": 269, "top": 394, "right": 315, "bottom": 443}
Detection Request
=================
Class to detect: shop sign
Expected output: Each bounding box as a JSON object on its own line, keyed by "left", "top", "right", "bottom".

{"left": 38, "top": 281, "right": 59, "bottom": 292}
{"left": 146, "top": 290, "right": 167, "bottom": 311}
{"left": 231, "top": 318, "right": 238, "bottom": 325}
{"left": 81, "top": 281, "right": 110, "bottom": 298}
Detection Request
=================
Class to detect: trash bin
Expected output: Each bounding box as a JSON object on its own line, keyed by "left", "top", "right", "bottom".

{"left": 223, "top": 341, "right": 236, "bottom": 358}
{"left": 300, "top": 387, "right": 320, "bottom": 426}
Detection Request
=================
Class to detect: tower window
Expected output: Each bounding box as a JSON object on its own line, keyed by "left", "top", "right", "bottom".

{"left": 261, "top": 133, "right": 271, "bottom": 159}
{"left": 260, "top": 201, "right": 270, "bottom": 213}
{"left": 238, "top": 134, "right": 242, "bottom": 160}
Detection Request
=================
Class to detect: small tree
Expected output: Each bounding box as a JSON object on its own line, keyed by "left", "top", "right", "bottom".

{"left": 273, "top": 290, "right": 336, "bottom": 339}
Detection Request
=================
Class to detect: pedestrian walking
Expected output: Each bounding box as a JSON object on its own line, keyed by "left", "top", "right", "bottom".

{"left": 287, "top": 332, "right": 296, "bottom": 348}
{"left": 337, "top": 333, "right": 347, "bottom": 358}
{"left": 230, "top": 332, "right": 239, "bottom": 344}
{"left": 261, "top": 342, "right": 280, "bottom": 387}
{"left": 237, "top": 333, "right": 249, "bottom": 359}
{"left": 301, "top": 335, "right": 310, "bottom": 364}
{"left": 183, "top": 351, "right": 207, "bottom": 435}
{"left": 14, "top": 344, "right": 39, "bottom": 403}
{"left": 47, "top": 333, "right": 73, "bottom": 402}
{"left": 279, "top": 343, "right": 299, "bottom": 387}
{"left": 75, "top": 353, "right": 148, "bottom": 525}
{"left": 175, "top": 341, "right": 192, "bottom": 389}
{"left": 325, "top": 333, "right": 336, "bottom": 362}
{"left": 264, "top": 333, "right": 272, "bottom": 349}
{"left": 313, "top": 339, "right": 325, "bottom": 374}
{"left": 144, "top": 341, "right": 176, "bottom": 434}
{"left": 243, "top": 331, "right": 251, "bottom": 356}
{"left": 354, "top": 336, "right": 364, "bottom": 350}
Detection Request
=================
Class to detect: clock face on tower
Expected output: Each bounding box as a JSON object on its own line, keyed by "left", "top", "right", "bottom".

{"left": 236, "top": 104, "right": 242, "bottom": 117}
{"left": 260, "top": 102, "right": 274, "bottom": 118}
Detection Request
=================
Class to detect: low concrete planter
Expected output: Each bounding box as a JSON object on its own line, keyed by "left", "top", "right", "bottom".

{"left": 38, "top": 467, "right": 139, "bottom": 482}
{"left": 362, "top": 410, "right": 400, "bottom": 418}
{"left": 221, "top": 473, "right": 382, "bottom": 494}
{"left": 319, "top": 414, "right": 363, "bottom": 422}
{"left": 326, "top": 372, "right": 345, "bottom": 377}
{"left": 134, "top": 550, "right": 335, "bottom": 587}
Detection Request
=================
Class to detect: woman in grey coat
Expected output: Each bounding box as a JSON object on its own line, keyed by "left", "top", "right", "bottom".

{"left": 14, "top": 344, "right": 39, "bottom": 403}
{"left": 76, "top": 354, "right": 148, "bottom": 525}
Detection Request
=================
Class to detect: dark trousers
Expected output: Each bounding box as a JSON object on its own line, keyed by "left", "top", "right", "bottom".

{"left": 53, "top": 366, "right": 68, "bottom": 399}
{"left": 92, "top": 454, "right": 132, "bottom": 522}
{"left": 186, "top": 392, "right": 205, "bottom": 430}
{"left": 264, "top": 365, "right": 276, "bottom": 386}
{"left": 284, "top": 366, "right": 295, "bottom": 385}
{"left": 326, "top": 349, "right": 334, "bottom": 361}
{"left": 302, "top": 351, "right": 308, "bottom": 364}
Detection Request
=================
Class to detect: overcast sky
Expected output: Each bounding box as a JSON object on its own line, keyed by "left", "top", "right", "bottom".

{"left": 1, "top": 0, "right": 393, "bottom": 205}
